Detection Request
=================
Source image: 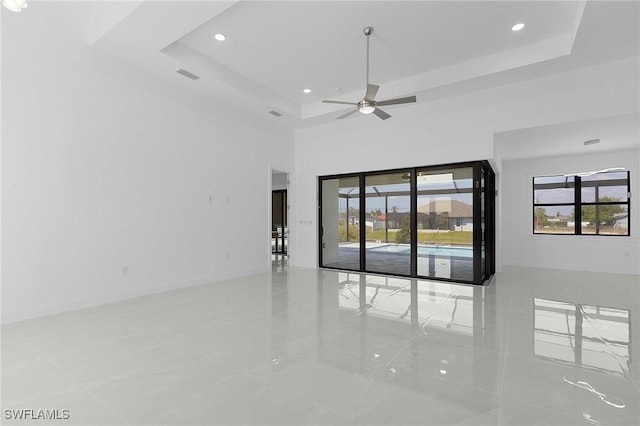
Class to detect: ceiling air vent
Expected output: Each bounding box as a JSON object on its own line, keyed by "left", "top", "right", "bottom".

{"left": 176, "top": 69, "right": 200, "bottom": 80}
{"left": 268, "top": 110, "right": 283, "bottom": 117}
{"left": 583, "top": 139, "right": 600, "bottom": 146}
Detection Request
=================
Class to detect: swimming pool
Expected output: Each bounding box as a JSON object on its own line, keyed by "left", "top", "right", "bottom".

{"left": 368, "top": 244, "right": 473, "bottom": 258}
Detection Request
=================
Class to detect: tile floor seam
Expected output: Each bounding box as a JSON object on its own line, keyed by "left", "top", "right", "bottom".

{"left": 497, "top": 395, "right": 584, "bottom": 426}
{"left": 197, "top": 351, "right": 253, "bottom": 377}
{"left": 451, "top": 408, "right": 500, "bottom": 426}
{"left": 242, "top": 371, "right": 356, "bottom": 423}
{"left": 3, "top": 266, "right": 638, "bottom": 426}
{"left": 341, "top": 357, "right": 402, "bottom": 417}
{"left": 379, "top": 329, "right": 504, "bottom": 400}
{"left": 28, "top": 347, "right": 132, "bottom": 426}
{"left": 0, "top": 340, "right": 58, "bottom": 408}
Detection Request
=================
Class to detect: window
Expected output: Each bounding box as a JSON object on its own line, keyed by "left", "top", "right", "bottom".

{"left": 533, "top": 171, "right": 630, "bottom": 236}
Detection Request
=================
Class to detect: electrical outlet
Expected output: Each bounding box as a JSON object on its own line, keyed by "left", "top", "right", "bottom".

{"left": 122, "top": 265, "right": 129, "bottom": 275}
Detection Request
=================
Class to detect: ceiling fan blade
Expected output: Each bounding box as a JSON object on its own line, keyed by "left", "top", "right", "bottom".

{"left": 373, "top": 108, "right": 391, "bottom": 120}
{"left": 365, "top": 84, "right": 379, "bottom": 100}
{"left": 337, "top": 109, "right": 359, "bottom": 119}
{"left": 322, "top": 100, "right": 358, "bottom": 105}
{"left": 376, "top": 95, "right": 417, "bottom": 107}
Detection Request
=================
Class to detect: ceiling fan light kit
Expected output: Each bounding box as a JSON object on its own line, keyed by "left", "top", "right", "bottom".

{"left": 322, "top": 26, "right": 417, "bottom": 120}
{"left": 359, "top": 101, "right": 376, "bottom": 114}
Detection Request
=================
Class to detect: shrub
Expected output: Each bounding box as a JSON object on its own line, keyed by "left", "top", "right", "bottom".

{"left": 395, "top": 216, "right": 410, "bottom": 244}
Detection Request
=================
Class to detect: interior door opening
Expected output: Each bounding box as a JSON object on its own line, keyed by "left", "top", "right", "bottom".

{"left": 271, "top": 170, "right": 288, "bottom": 267}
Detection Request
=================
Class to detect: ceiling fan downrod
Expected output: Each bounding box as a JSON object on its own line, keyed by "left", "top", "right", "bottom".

{"left": 321, "top": 25, "right": 417, "bottom": 120}
{"left": 364, "top": 26, "right": 373, "bottom": 90}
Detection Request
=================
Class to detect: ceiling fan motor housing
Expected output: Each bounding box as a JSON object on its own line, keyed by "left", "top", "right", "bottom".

{"left": 321, "top": 25, "right": 416, "bottom": 120}
{"left": 359, "top": 99, "right": 375, "bottom": 108}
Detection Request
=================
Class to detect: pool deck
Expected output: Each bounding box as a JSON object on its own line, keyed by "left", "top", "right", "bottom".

{"left": 323, "top": 245, "right": 474, "bottom": 281}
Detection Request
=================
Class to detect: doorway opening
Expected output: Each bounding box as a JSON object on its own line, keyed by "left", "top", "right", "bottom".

{"left": 271, "top": 170, "right": 288, "bottom": 269}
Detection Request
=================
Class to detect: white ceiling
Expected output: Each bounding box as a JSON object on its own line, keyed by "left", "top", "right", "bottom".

{"left": 6, "top": 1, "right": 640, "bottom": 129}
{"left": 496, "top": 113, "right": 640, "bottom": 161}
{"left": 175, "top": 1, "right": 583, "bottom": 106}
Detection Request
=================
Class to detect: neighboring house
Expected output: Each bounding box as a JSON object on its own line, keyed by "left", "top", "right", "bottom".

{"left": 548, "top": 214, "right": 572, "bottom": 224}
{"left": 368, "top": 200, "right": 473, "bottom": 231}
{"left": 567, "top": 221, "right": 591, "bottom": 227}
{"left": 372, "top": 213, "right": 403, "bottom": 230}
{"left": 417, "top": 199, "right": 473, "bottom": 231}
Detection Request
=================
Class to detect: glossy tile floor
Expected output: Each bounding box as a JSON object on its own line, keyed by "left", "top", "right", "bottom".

{"left": 2, "top": 262, "right": 639, "bottom": 425}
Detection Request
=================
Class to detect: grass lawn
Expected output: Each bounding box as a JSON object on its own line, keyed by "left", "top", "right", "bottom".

{"left": 366, "top": 230, "right": 473, "bottom": 245}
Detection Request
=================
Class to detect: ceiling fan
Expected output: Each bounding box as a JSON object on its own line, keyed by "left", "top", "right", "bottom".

{"left": 322, "top": 27, "right": 417, "bottom": 120}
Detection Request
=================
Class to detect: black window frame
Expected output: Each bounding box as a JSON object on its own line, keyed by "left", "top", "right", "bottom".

{"left": 532, "top": 171, "right": 631, "bottom": 236}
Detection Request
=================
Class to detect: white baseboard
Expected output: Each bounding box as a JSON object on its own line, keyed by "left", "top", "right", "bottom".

{"left": 1, "top": 266, "right": 269, "bottom": 324}
{"left": 501, "top": 258, "right": 639, "bottom": 275}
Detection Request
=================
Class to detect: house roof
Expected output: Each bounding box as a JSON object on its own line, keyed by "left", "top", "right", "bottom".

{"left": 417, "top": 200, "right": 473, "bottom": 218}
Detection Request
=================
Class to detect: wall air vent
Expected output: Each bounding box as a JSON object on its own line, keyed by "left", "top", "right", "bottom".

{"left": 583, "top": 139, "right": 600, "bottom": 146}
{"left": 268, "top": 110, "right": 283, "bottom": 117}
{"left": 176, "top": 69, "right": 200, "bottom": 80}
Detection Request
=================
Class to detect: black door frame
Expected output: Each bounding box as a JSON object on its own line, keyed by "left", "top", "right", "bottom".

{"left": 318, "top": 160, "right": 495, "bottom": 285}
{"left": 272, "top": 189, "right": 287, "bottom": 254}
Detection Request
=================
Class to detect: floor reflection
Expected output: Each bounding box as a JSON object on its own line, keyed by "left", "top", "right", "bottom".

{"left": 311, "top": 271, "right": 499, "bottom": 408}
{"left": 335, "top": 272, "right": 481, "bottom": 336}
{"left": 534, "top": 298, "right": 630, "bottom": 377}
{"left": 271, "top": 253, "right": 288, "bottom": 272}
{"left": 275, "top": 268, "right": 639, "bottom": 425}
{"left": 2, "top": 265, "right": 638, "bottom": 425}
{"left": 529, "top": 298, "right": 636, "bottom": 423}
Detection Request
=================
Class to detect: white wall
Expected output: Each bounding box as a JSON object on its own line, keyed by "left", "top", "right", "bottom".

{"left": 1, "top": 14, "right": 294, "bottom": 322}
{"left": 272, "top": 172, "right": 288, "bottom": 191}
{"left": 293, "top": 57, "right": 640, "bottom": 270}
{"left": 501, "top": 149, "right": 639, "bottom": 275}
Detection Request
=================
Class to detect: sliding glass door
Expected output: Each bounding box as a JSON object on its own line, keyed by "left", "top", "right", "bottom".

{"left": 319, "top": 161, "right": 495, "bottom": 285}
{"left": 364, "top": 171, "right": 413, "bottom": 276}
{"left": 320, "top": 175, "right": 361, "bottom": 271}
{"left": 415, "top": 166, "right": 474, "bottom": 281}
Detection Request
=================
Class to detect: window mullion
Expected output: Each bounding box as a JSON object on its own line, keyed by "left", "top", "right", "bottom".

{"left": 575, "top": 176, "right": 582, "bottom": 235}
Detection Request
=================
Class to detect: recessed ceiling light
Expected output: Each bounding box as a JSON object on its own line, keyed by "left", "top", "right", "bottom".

{"left": 214, "top": 33, "right": 226, "bottom": 42}
{"left": 3, "top": 0, "right": 28, "bottom": 12}
{"left": 303, "top": 89, "right": 311, "bottom": 94}
{"left": 512, "top": 23, "right": 525, "bottom": 32}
